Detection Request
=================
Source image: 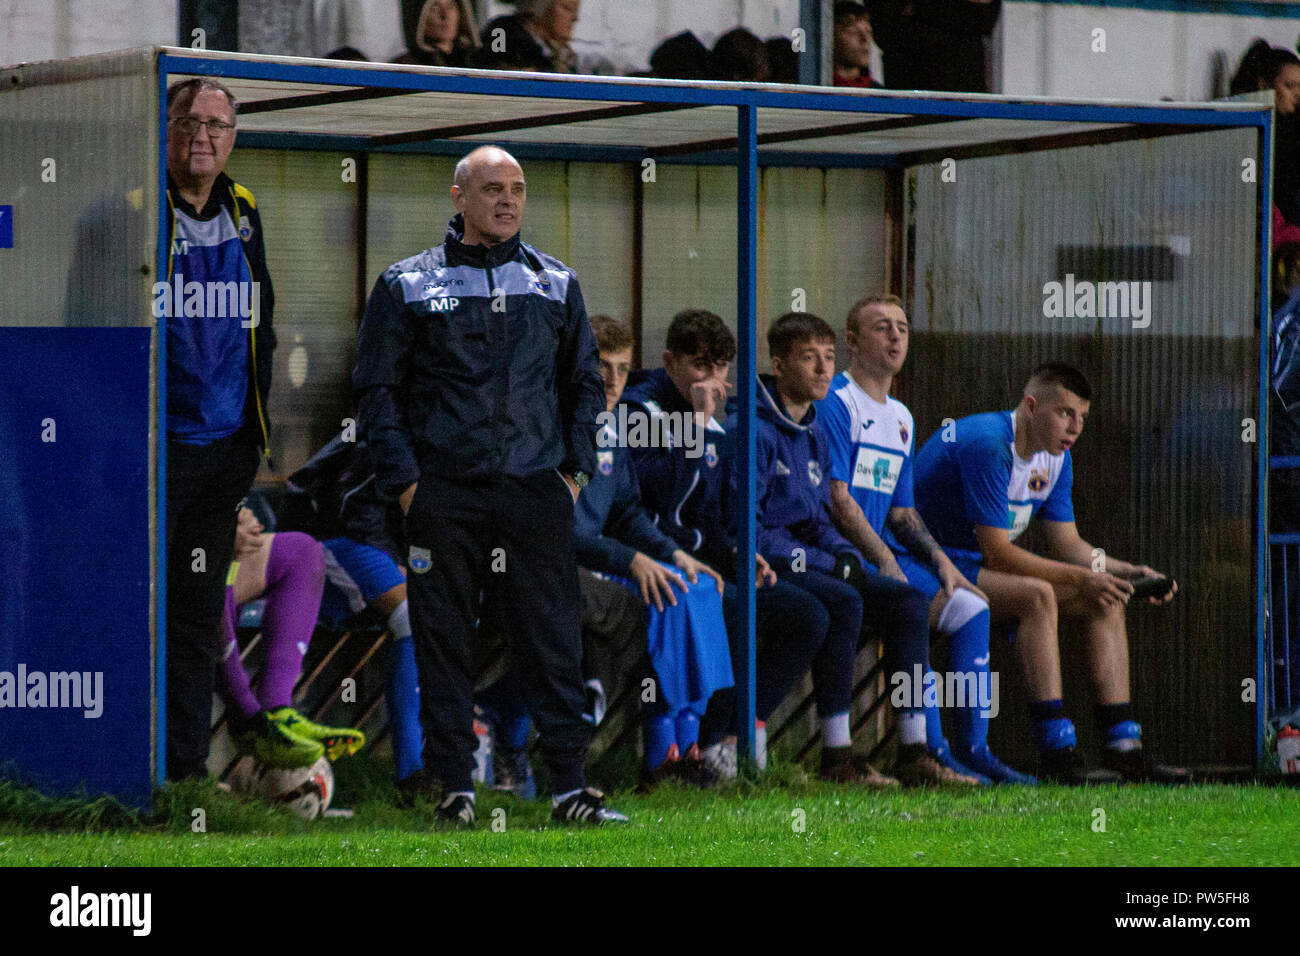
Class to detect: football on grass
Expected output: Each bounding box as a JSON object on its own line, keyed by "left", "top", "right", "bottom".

{"left": 231, "top": 757, "right": 335, "bottom": 820}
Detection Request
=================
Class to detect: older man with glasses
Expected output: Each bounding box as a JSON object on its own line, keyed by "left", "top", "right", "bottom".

{"left": 161, "top": 77, "right": 278, "bottom": 782}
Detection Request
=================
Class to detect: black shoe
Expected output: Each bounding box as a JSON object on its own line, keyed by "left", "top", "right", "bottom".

{"left": 551, "top": 787, "right": 629, "bottom": 825}
{"left": 434, "top": 793, "right": 476, "bottom": 829}
{"left": 1099, "top": 747, "right": 1192, "bottom": 784}
{"left": 395, "top": 768, "right": 442, "bottom": 808}
{"left": 675, "top": 744, "right": 723, "bottom": 789}
{"left": 1039, "top": 747, "right": 1123, "bottom": 785}
{"left": 637, "top": 744, "right": 682, "bottom": 793}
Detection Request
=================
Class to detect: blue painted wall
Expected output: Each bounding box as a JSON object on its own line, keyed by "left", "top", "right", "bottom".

{"left": 0, "top": 328, "right": 153, "bottom": 808}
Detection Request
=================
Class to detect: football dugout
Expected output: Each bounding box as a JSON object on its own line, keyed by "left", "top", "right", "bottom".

{"left": 0, "top": 46, "right": 1273, "bottom": 805}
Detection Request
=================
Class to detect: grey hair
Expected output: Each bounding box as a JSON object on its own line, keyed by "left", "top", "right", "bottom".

{"left": 166, "top": 78, "right": 238, "bottom": 118}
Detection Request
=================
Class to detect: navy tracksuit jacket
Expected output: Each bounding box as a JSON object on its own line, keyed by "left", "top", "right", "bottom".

{"left": 352, "top": 214, "right": 605, "bottom": 794}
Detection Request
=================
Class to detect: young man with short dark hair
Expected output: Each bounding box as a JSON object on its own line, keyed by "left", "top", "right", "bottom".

{"left": 622, "top": 309, "right": 831, "bottom": 778}
{"left": 911, "top": 362, "right": 1187, "bottom": 784}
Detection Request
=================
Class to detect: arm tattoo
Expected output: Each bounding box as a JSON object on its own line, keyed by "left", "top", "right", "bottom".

{"left": 888, "top": 509, "right": 943, "bottom": 565}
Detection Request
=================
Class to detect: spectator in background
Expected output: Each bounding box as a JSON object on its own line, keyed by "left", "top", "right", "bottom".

{"left": 1233, "top": 43, "right": 1300, "bottom": 248}
{"left": 1268, "top": 48, "right": 1300, "bottom": 233}
{"left": 713, "top": 28, "right": 771, "bottom": 83}
{"left": 1229, "top": 38, "right": 1274, "bottom": 96}
{"left": 868, "top": 0, "right": 1001, "bottom": 93}
{"left": 647, "top": 30, "right": 717, "bottom": 80}
{"left": 477, "top": 0, "right": 581, "bottom": 74}
{"left": 765, "top": 36, "right": 799, "bottom": 85}
{"left": 394, "top": 0, "right": 479, "bottom": 68}
{"left": 832, "top": 1, "right": 880, "bottom": 88}
{"left": 326, "top": 46, "right": 370, "bottom": 61}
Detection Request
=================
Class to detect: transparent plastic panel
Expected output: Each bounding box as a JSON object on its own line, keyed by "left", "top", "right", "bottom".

{"left": 0, "top": 50, "right": 158, "bottom": 328}
{"left": 366, "top": 152, "right": 635, "bottom": 325}
{"left": 906, "top": 128, "right": 1260, "bottom": 767}
{"left": 642, "top": 164, "right": 890, "bottom": 369}
{"left": 223, "top": 149, "right": 363, "bottom": 478}
{"left": 642, "top": 164, "right": 739, "bottom": 356}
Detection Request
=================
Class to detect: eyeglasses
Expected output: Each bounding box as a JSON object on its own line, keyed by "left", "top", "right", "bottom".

{"left": 170, "top": 117, "right": 236, "bottom": 139}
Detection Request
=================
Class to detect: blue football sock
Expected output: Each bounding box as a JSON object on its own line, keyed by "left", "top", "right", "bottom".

{"left": 946, "top": 608, "right": 991, "bottom": 753}
{"left": 502, "top": 711, "right": 531, "bottom": 752}
{"left": 1028, "top": 699, "right": 1076, "bottom": 751}
{"left": 476, "top": 675, "right": 532, "bottom": 751}
{"left": 674, "top": 709, "right": 700, "bottom": 751}
{"left": 386, "top": 635, "right": 424, "bottom": 782}
{"left": 923, "top": 664, "right": 946, "bottom": 749}
{"left": 645, "top": 711, "right": 676, "bottom": 769}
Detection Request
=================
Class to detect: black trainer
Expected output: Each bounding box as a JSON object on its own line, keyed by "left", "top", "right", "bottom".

{"left": 1039, "top": 747, "right": 1123, "bottom": 785}
{"left": 551, "top": 787, "right": 629, "bottom": 825}
{"left": 434, "top": 793, "right": 477, "bottom": 829}
{"left": 1100, "top": 747, "right": 1192, "bottom": 784}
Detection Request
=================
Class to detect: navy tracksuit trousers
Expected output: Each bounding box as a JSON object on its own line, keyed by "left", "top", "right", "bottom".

{"left": 404, "top": 469, "right": 589, "bottom": 794}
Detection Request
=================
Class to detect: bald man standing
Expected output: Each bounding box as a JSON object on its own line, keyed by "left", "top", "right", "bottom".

{"left": 354, "top": 146, "right": 623, "bottom": 826}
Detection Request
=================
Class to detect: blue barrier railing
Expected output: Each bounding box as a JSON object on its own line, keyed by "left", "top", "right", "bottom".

{"left": 1270, "top": 456, "right": 1300, "bottom": 722}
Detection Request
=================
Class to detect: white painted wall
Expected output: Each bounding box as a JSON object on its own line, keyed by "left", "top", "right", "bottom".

{"left": 482, "top": 0, "right": 803, "bottom": 75}
{"left": 1000, "top": 1, "right": 1300, "bottom": 101}
{"left": 0, "top": 0, "right": 177, "bottom": 66}
{"left": 5, "top": 0, "right": 1297, "bottom": 103}
{"left": 0, "top": 0, "right": 803, "bottom": 73}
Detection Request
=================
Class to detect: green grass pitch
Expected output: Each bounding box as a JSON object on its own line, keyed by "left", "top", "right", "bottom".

{"left": 2, "top": 755, "right": 1298, "bottom": 866}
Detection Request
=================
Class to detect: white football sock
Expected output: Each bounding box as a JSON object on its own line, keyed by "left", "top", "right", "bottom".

{"left": 897, "top": 711, "right": 927, "bottom": 745}
{"left": 822, "top": 712, "right": 851, "bottom": 748}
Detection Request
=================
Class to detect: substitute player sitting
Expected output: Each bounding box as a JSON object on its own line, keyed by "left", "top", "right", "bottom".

{"left": 753, "top": 312, "right": 976, "bottom": 787}
{"left": 911, "top": 362, "right": 1188, "bottom": 784}
{"left": 221, "top": 506, "right": 366, "bottom": 768}
{"left": 818, "top": 295, "right": 1034, "bottom": 784}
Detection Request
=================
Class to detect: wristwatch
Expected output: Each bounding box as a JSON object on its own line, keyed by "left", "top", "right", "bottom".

{"left": 570, "top": 470, "right": 591, "bottom": 489}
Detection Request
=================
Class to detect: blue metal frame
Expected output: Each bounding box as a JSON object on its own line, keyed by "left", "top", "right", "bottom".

{"left": 1259, "top": 118, "right": 1273, "bottom": 762}
{"left": 155, "top": 67, "right": 170, "bottom": 789}
{"left": 798, "top": 0, "right": 823, "bottom": 88}
{"left": 158, "top": 52, "right": 1263, "bottom": 128}
{"left": 736, "top": 104, "right": 759, "bottom": 766}
{"left": 155, "top": 49, "right": 1274, "bottom": 772}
